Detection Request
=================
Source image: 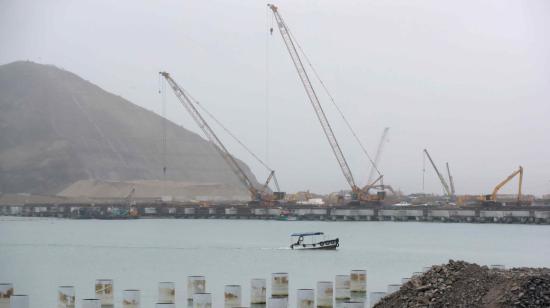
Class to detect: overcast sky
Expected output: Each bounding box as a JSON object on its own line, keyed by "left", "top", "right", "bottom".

{"left": 1, "top": 0, "right": 549, "bottom": 196}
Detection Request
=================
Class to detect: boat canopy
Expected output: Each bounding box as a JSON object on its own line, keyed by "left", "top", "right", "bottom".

{"left": 291, "top": 232, "right": 324, "bottom": 237}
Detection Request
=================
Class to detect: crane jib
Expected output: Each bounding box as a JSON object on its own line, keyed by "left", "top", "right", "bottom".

{"left": 269, "top": 5, "right": 359, "bottom": 192}
{"left": 160, "top": 72, "right": 259, "bottom": 199}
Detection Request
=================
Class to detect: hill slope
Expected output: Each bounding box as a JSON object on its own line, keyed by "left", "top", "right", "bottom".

{"left": 0, "top": 61, "right": 258, "bottom": 198}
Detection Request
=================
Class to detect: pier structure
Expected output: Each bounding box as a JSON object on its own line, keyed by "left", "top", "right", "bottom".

{"left": 1, "top": 203, "right": 550, "bottom": 224}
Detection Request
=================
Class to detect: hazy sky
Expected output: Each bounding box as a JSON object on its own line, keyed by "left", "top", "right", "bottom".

{"left": 1, "top": 0, "right": 549, "bottom": 196}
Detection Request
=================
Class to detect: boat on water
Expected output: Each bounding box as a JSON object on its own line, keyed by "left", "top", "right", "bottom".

{"left": 290, "top": 232, "right": 339, "bottom": 250}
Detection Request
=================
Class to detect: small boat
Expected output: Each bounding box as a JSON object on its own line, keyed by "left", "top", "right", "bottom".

{"left": 290, "top": 232, "right": 339, "bottom": 250}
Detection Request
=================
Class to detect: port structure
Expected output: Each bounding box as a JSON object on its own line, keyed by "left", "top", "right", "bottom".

{"left": 160, "top": 72, "right": 284, "bottom": 205}
{"left": 268, "top": 4, "right": 380, "bottom": 204}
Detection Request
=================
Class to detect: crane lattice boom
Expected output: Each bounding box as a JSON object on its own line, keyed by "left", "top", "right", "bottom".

{"left": 424, "top": 149, "right": 452, "bottom": 197}
{"left": 160, "top": 72, "right": 259, "bottom": 200}
{"left": 268, "top": 4, "right": 358, "bottom": 192}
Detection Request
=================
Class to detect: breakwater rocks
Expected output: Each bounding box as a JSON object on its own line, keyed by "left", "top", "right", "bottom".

{"left": 375, "top": 260, "right": 550, "bottom": 308}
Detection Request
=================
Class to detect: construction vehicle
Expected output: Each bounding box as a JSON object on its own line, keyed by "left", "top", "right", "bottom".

{"left": 160, "top": 72, "right": 284, "bottom": 205}
{"left": 268, "top": 4, "right": 379, "bottom": 204}
{"left": 424, "top": 149, "right": 454, "bottom": 201}
{"left": 482, "top": 166, "right": 524, "bottom": 206}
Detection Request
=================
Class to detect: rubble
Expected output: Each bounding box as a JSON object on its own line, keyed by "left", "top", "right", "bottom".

{"left": 375, "top": 260, "right": 550, "bottom": 308}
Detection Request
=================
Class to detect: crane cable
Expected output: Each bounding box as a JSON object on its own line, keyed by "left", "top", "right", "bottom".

{"left": 181, "top": 88, "right": 280, "bottom": 192}
{"left": 283, "top": 25, "right": 382, "bottom": 180}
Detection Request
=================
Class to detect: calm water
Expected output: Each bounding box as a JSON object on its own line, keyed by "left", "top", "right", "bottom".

{"left": 1, "top": 217, "right": 550, "bottom": 307}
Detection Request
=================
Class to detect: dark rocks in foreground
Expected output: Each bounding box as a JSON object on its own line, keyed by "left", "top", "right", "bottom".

{"left": 376, "top": 260, "right": 550, "bottom": 308}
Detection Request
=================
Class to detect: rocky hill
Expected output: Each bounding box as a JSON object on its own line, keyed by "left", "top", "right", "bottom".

{"left": 0, "top": 61, "right": 258, "bottom": 199}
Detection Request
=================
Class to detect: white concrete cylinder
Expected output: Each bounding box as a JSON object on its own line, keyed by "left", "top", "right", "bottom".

{"left": 350, "top": 270, "right": 366, "bottom": 293}
{"left": 193, "top": 293, "right": 212, "bottom": 308}
{"left": 387, "top": 284, "right": 401, "bottom": 294}
{"left": 350, "top": 270, "right": 366, "bottom": 303}
{"left": 123, "top": 289, "right": 140, "bottom": 308}
{"left": 400, "top": 278, "right": 411, "bottom": 285}
{"left": 297, "top": 289, "right": 314, "bottom": 308}
{"left": 95, "top": 279, "right": 114, "bottom": 308}
{"left": 10, "top": 295, "right": 29, "bottom": 308}
{"left": 250, "top": 279, "right": 266, "bottom": 305}
{"left": 342, "top": 302, "right": 363, "bottom": 308}
{"left": 158, "top": 282, "right": 175, "bottom": 303}
{"left": 224, "top": 285, "right": 242, "bottom": 308}
{"left": 334, "top": 275, "right": 350, "bottom": 303}
{"left": 490, "top": 264, "right": 506, "bottom": 270}
{"left": 271, "top": 273, "right": 288, "bottom": 299}
{"left": 155, "top": 304, "right": 175, "bottom": 308}
{"left": 82, "top": 299, "right": 101, "bottom": 308}
{"left": 0, "top": 283, "right": 14, "bottom": 308}
{"left": 368, "top": 292, "right": 386, "bottom": 308}
{"left": 316, "top": 281, "right": 333, "bottom": 308}
{"left": 267, "top": 297, "right": 287, "bottom": 308}
{"left": 58, "top": 286, "right": 75, "bottom": 308}
{"left": 188, "top": 276, "right": 206, "bottom": 301}
{"left": 184, "top": 208, "right": 195, "bottom": 215}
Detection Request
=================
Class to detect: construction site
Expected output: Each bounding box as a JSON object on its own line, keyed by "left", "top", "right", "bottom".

{"left": 1, "top": 4, "right": 548, "bottom": 222}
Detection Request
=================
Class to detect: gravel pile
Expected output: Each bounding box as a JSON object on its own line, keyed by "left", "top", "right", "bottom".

{"left": 375, "top": 260, "right": 550, "bottom": 308}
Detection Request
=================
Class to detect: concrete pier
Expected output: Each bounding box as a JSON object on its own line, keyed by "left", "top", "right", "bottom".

{"left": 2, "top": 203, "right": 549, "bottom": 225}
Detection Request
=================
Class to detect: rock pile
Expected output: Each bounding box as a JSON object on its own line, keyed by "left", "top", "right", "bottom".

{"left": 375, "top": 260, "right": 550, "bottom": 308}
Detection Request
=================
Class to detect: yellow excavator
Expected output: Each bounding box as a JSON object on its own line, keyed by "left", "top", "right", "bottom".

{"left": 482, "top": 166, "right": 523, "bottom": 206}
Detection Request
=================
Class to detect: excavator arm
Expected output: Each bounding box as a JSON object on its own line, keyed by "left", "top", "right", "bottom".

{"left": 490, "top": 166, "right": 523, "bottom": 203}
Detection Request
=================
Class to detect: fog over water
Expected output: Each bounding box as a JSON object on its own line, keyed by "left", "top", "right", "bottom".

{"left": 1, "top": 0, "right": 549, "bottom": 195}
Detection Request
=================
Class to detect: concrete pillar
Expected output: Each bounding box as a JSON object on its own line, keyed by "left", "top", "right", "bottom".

{"left": 271, "top": 273, "right": 288, "bottom": 300}
{"left": 58, "top": 286, "right": 75, "bottom": 308}
{"left": 267, "top": 297, "right": 287, "bottom": 308}
{"left": 350, "top": 270, "right": 366, "bottom": 303}
{"left": 224, "top": 285, "right": 242, "bottom": 308}
{"left": 158, "top": 282, "right": 175, "bottom": 304}
{"left": 122, "top": 289, "right": 140, "bottom": 308}
{"left": 316, "top": 281, "right": 333, "bottom": 308}
{"left": 95, "top": 279, "right": 114, "bottom": 308}
{"left": 297, "top": 289, "right": 314, "bottom": 308}
{"left": 334, "top": 275, "right": 350, "bottom": 305}
{"left": 9, "top": 295, "right": 28, "bottom": 308}
{"left": 368, "top": 292, "right": 386, "bottom": 308}
{"left": 250, "top": 279, "right": 266, "bottom": 307}
{"left": 82, "top": 299, "right": 101, "bottom": 308}
{"left": 0, "top": 283, "right": 14, "bottom": 308}
{"left": 192, "top": 293, "right": 212, "bottom": 308}
{"left": 187, "top": 276, "right": 206, "bottom": 306}
{"left": 490, "top": 265, "right": 506, "bottom": 270}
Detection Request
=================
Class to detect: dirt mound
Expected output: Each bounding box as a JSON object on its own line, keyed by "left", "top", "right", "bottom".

{"left": 375, "top": 260, "right": 550, "bottom": 308}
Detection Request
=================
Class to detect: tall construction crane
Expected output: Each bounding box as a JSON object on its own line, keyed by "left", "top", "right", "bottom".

{"left": 268, "top": 4, "right": 365, "bottom": 201}
{"left": 484, "top": 166, "right": 523, "bottom": 205}
{"left": 367, "top": 127, "right": 390, "bottom": 186}
{"left": 160, "top": 72, "right": 283, "bottom": 204}
{"left": 423, "top": 149, "right": 453, "bottom": 198}
{"left": 446, "top": 162, "right": 456, "bottom": 196}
